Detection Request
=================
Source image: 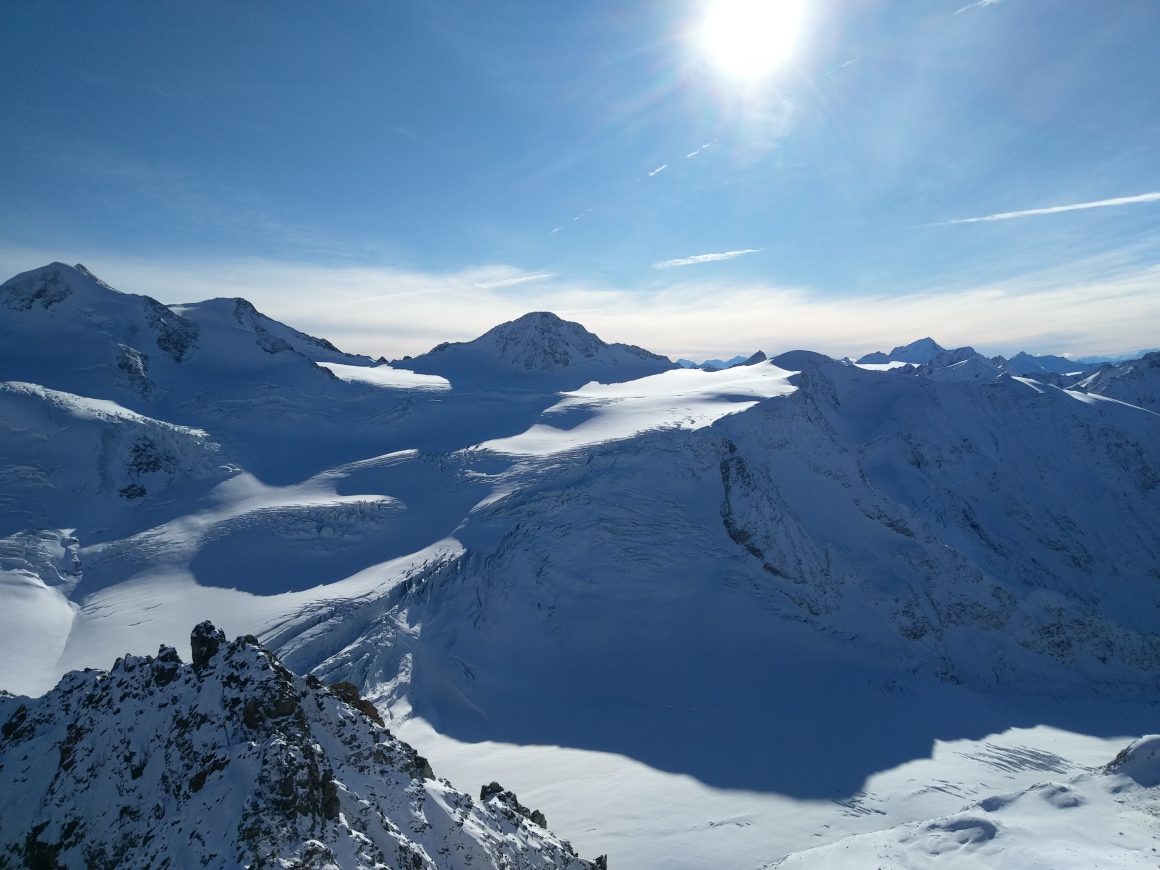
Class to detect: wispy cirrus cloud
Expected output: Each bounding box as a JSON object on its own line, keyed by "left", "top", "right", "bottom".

{"left": 653, "top": 249, "right": 761, "bottom": 269}
{"left": 473, "top": 272, "right": 553, "bottom": 290}
{"left": 954, "top": 0, "right": 1001, "bottom": 15}
{"left": 941, "top": 192, "right": 1160, "bottom": 225}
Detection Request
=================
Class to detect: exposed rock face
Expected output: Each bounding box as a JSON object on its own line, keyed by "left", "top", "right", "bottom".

{"left": 143, "top": 295, "right": 199, "bottom": 362}
{"left": 481, "top": 781, "right": 549, "bottom": 828}
{"left": 1104, "top": 735, "right": 1160, "bottom": 787}
{"left": 0, "top": 264, "right": 74, "bottom": 310}
{"left": 190, "top": 619, "right": 226, "bottom": 670}
{"left": 0, "top": 625, "right": 599, "bottom": 869}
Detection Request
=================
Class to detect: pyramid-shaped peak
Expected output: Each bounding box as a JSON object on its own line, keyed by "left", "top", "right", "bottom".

{"left": 485, "top": 311, "right": 594, "bottom": 339}
{"left": 856, "top": 337, "right": 946, "bottom": 365}
{"left": 467, "top": 311, "right": 613, "bottom": 369}
{"left": 1, "top": 261, "right": 133, "bottom": 311}
{"left": 890, "top": 337, "right": 944, "bottom": 357}
{"left": 399, "top": 310, "right": 674, "bottom": 385}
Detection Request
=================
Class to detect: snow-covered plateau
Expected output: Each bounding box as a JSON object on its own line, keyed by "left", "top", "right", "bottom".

{"left": 2, "top": 262, "right": 1159, "bottom": 868}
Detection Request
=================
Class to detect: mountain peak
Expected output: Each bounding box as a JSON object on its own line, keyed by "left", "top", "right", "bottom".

{"left": 1, "top": 261, "right": 114, "bottom": 311}
{"left": 856, "top": 337, "right": 946, "bottom": 365}
{"left": 398, "top": 310, "right": 674, "bottom": 386}
{"left": 482, "top": 311, "right": 605, "bottom": 363}
{"left": 891, "top": 337, "right": 944, "bottom": 358}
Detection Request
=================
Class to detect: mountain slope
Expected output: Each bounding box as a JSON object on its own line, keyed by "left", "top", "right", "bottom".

{"left": 172, "top": 296, "right": 371, "bottom": 366}
{"left": 0, "top": 623, "right": 600, "bottom": 869}
{"left": 1073, "top": 351, "right": 1160, "bottom": 411}
{"left": 274, "top": 355, "right": 1160, "bottom": 796}
{"left": 0, "top": 380, "right": 232, "bottom": 537}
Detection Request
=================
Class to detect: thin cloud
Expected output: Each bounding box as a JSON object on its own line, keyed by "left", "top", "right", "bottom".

{"left": 648, "top": 163, "right": 669, "bottom": 177}
{"left": 550, "top": 210, "right": 591, "bottom": 235}
{"left": 653, "top": 249, "right": 761, "bottom": 269}
{"left": 955, "top": 0, "right": 1000, "bottom": 15}
{"left": 942, "top": 192, "right": 1160, "bottom": 225}
{"left": 473, "top": 272, "right": 553, "bottom": 290}
{"left": 825, "top": 57, "right": 862, "bottom": 78}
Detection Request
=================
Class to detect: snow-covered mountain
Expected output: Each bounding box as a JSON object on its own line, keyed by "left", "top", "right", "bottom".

{"left": 276, "top": 352, "right": 1160, "bottom": 749}
{"left": 909, "top": 346, "right": 1001, "bottom": 381}
{"left": 677, "top": 351, "right": 767, "bottom": 371}
{"left": 1, "top": 261, "right": 1158, "bottom": 867}
{"left": 857, "top": 339, "right": 1098, "bottom": 382}
{"left": 1072, "top": 351, "right": 1160, "bottom": 411}
{"left": 0, "top": 381, "right": 232, "bottom": 537}
{"left": 856, "top": 336, "right": 945, "bottom": 365}
{"left": 0, "top": 263, "right": 372, "bottom": 421}
{"left": 0, "top": 622, "right": 601, "bottom": 868}
{"left": 999, "top": 350, "right": 1085, "bottom": 376}
{"left": 395, "top": 311, "right": 675, "bottom": 388}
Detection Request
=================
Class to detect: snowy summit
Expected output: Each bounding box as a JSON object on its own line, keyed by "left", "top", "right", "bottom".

{"left": 395, "top": 311, "right": 675, "bottom": 388}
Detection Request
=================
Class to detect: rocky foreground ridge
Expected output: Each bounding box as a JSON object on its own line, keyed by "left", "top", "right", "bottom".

{"left": 0, "top": 623, "right": 602, "bottom": 869}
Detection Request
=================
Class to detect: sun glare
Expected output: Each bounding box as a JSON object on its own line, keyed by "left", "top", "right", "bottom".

{"left": 697, "top": 0, "right": 805, "bottom": 82}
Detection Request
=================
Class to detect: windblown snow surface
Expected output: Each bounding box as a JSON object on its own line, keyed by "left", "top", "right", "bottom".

{"left": 3, "top": 263, "right": 1160, "bottom": 867}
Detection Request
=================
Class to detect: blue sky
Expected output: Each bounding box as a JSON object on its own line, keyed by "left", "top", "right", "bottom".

{"left": 2, "top": 0, "right": 1159, "bottom": 359}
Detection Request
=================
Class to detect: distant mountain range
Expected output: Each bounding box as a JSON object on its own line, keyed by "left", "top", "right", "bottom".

{"left": 1, "top": 261, "right": 1158, "bottom": 868}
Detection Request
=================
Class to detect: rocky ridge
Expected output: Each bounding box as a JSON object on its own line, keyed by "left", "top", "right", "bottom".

{"left": 0, "top": 623, "right": 601, "bottom": 869}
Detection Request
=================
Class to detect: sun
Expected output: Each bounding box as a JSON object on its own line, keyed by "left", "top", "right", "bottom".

{"left": 696, "top": 0, "right": 805, "bottom": 83}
